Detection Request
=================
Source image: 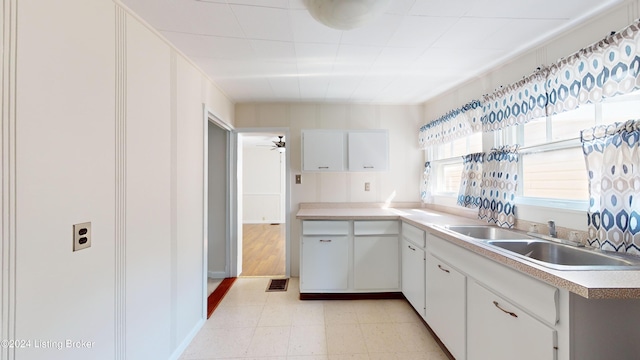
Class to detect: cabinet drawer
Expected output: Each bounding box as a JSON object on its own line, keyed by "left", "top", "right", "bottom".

{"left": 402, "top": 222, "right": 425, "bottom": 248}
{"left": 428, "top": 233, "right": 558, "bottom": 326}
{"left": 302, "top": 220, "right": 349, "bottom": 235}
{"left": 354, "top": 220, "right": 399, "bottom": 235}
{"left": 467, "top": 280, "right": 556, "bottom": 360}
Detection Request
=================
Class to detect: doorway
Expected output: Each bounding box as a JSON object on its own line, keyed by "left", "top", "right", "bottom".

{"left": 238, "top": 132, "right": 288, "bottom": 277}
{"left": 205, "top": 113, "right": 234, "bottom": 289}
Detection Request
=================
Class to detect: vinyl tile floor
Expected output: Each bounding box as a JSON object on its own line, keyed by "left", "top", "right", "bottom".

{"left": 181, "top": 277, "right": 449, "bottom": 360}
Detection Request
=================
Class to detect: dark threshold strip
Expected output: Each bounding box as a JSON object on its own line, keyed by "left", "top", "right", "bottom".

{"left": 206, "top": 277, "right": 237, "bottom": 319}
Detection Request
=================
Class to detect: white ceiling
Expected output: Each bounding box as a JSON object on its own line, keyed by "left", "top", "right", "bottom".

{"left": 122, "top": 0, "right": 621, "bottom": 104}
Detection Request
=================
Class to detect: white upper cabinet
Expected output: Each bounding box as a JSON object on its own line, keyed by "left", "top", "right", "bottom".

{"left": 302, "top": 130, "right": 346, "bottom": 171}
{"left": 302, "top": 129, "right": 388, "bottom": 172}
{"left": 348, "top": 130, "right": 388, "bottom": 171}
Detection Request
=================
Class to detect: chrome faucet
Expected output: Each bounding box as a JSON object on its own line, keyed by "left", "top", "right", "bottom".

{"left": 548, "top": 220, "right": 557, "bottom": 238}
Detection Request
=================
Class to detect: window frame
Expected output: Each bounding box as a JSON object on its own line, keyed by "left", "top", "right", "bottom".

{"left": 425, "top": 89, "right": 640, "bottom": 211}
{"left": 428, "top": 132, "right": 482, "bottom": 197}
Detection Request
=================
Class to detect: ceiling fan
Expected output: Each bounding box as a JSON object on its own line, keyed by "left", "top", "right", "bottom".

{"left": 272, "top": 136, "right": 286, "bottom": 153}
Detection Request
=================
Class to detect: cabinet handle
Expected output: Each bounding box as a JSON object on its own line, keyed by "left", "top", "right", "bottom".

{"left": 319, "top": 239, "right": 332, "bottom": 243}
{"left": 493, "top": 301, "right": 518, "bottom": 318}
{"left": 318, "top": 166, "right": 329, "bottom": 169}
{"left": 407, "top": 245, "right": 416, "bottom": 251}
{"left": 437, "top": 264, "right": 450, "bottom": 273}
{"left": 363, "top": 165, "right": 374, "bottom": 169}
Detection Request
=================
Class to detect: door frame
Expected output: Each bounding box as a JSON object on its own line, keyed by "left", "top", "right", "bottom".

{"left": 202, "top": 105, "right": 235, "bottom": 318}
{"left": 235, "top": 127, "right": 291, "bottom": 278}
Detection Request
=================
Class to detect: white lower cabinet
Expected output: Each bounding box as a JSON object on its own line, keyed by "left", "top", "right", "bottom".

{"left": 425, "top": 252, "right": 466, "bottom": 360}
{"left": 401, "top": 238, "right": 425, "bottom": 318}
{"left": 300, "top": 220, "right": 399, "bottom": 293}
{"left": 354, "top": 236, "right": 399, "bottom": 290}
{"left": 467, "top": 280, "right": 557, "bottom": 360}
{"left": 301, "top": 236, "right": 349, "bottom": 291}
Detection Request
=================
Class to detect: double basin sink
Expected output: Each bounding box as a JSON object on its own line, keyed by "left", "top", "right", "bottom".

{"left": 440, "top": 225, "right": 640, "bottom": 271}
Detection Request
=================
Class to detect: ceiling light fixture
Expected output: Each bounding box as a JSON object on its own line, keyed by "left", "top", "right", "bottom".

{"left": 304, "top": 0, "right": 391, "bottom": 30}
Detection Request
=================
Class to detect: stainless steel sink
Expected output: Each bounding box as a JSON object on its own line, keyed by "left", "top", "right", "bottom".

{"left": 486, "top": 239, "right": 640, "bottom": 270}
{"left": 444, "top": 225, "right": 531, "bottom": 240}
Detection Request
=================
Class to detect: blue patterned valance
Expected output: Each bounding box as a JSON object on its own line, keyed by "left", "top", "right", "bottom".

{"left": 420, "top": 20, "right": 640, "bottom": 140}
{"left": 419, "top": 100, "right": 482, "bottom": 148}
{"left": 481, "top": 68, "right": 549, "bottom": 132}
{"left": 547, "top": 20, "right": 640, "bottom": 115}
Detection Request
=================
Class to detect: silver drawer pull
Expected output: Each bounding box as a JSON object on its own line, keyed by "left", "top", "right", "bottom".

{"left": 493, "top": 301, "right": 518, "bottom": 318}
{"left": 363, "top": 165, "right": 374, "bottom": 169}
{"left": 318, "top": 166, "right": 329, "bottom": 169}
{"left": 319, "top": 239, "right": 332, "bottom": 243}
{"left": 407, "top": 245, "right": 416, "bottom": 251}
{"left": 437, "top": 264, "right": 450, "bottom": 273}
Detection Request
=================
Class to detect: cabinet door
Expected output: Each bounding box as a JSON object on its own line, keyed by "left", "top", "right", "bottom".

{"left": 467, "top": 280, "right": 557, "bottom": 360}
{"left": 302, "top": 131, "right": 345, "bottom": 171}
{"left": 354, "top": 236, "right": 399, "bottom": 290}
{"left": 301, "top": 236, "right": 349, "bottom": 291}
{"left": 348, "top": 131, "right": 388, "bottom": 171}
{"left": 401, "top": 238, "right": 425, "bottom": 317}
{"left": 425, "top": 253, "right": 466, "bottom": 360}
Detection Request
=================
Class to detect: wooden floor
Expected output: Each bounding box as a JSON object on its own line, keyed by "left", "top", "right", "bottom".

{"left": 241, "top": 223, "right": 285, "bottom": 277}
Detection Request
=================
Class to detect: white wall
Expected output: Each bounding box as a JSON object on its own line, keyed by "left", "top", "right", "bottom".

{"left": 242, "top": 145, "right": 285, "bottom": 224}
{"left": 422, "top": 1, "right": 640, "bottom": 230}
{"left": 1, "top": 1, "right": 235, "bottom": 359}
{"left": 14, "top": 1, "right": 117, "bottom": 359}
{"left": 235, "top": 103, "right": 424, "bottom": 275}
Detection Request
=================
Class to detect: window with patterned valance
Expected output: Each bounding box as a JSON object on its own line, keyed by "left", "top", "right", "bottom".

{"left": 419, "top": 100, "right": 483, "bottom": 148}
{"left": 420, "top": 19, "right": 640, "bottom": 141}
{"left": 481, "top": 68, "right": 549, "bottom": 132}
{"left": 546, "top": 20, "right": 640, "bottom": 116}
{"left": 419, "top": 19, "right": 640, "bottom": 233}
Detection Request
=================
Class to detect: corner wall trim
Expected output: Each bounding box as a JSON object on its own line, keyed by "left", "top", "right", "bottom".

{"left": 1, "top": 1, "right": 18, "bottom": 359}
{"left": 114, "top": 5, "right": 127, "bottom": 360}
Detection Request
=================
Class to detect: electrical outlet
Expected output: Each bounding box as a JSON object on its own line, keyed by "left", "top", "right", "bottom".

{"left": 295, "top": 174, "right": 302, "bottom": 184}
{"left": 365, "top": 182, "right": 370, "bottom": 191}
{"left": 73, "top": 222, "right": 91, "bottom": 252}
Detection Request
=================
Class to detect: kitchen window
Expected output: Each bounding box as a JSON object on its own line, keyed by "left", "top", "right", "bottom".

{"left": 426, "top": 90, "right": 640, "bottom": 205}
{"left": 499, "top": 89, "right": 640, "bottom": 209}
{"left": 429, "top": 132, "right": 482, "bottom": 195}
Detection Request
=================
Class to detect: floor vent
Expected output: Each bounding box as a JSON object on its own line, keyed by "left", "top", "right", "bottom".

{"left": 266, "top": 278, "right": 289, "bottom": 292}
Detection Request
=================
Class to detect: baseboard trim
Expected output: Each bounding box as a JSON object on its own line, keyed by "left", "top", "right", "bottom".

{"left": 207, "top": 277, "right": 237, "bottom": 318}
{"left": 168, "top": 318, "right": 205, "bottom": 360}
{"left": 299, "top": 292, "right": 404, "bottom": 300}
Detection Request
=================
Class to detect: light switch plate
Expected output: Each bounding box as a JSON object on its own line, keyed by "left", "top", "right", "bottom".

{"left": 365, "top": 182, "right": 370, "bottom": 191}
{"left": 295, "top": 174, "right": 302, "bottom": 184}
{"left": 73, "top": 222, "right": 91, "bottom": 252}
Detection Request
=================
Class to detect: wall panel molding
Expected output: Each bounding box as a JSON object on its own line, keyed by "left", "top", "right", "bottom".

{"left": 169, "top": 49, "right": 178, "bottom": 351}
{"left": 115, "top": 5, "right": 127, "bottom": 360}
{"left": 1, "top": 1, "right": 18, "bottom": 359}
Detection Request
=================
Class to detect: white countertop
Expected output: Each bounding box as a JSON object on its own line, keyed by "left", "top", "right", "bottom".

{"left": 296, "top": 206, "right": 640, "bottom": 299}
